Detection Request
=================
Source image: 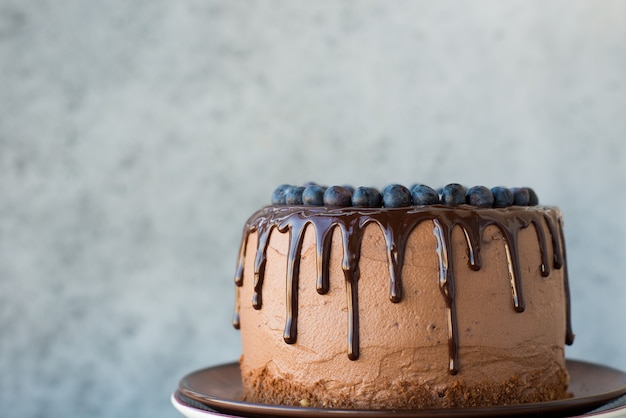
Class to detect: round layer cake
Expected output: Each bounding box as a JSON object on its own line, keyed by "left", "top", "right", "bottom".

{"left": 232, "top": 184, "right": 574, "bottom": 409}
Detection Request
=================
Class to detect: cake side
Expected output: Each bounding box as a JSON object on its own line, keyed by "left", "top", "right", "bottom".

{"left": 233, "top": 205, "right": 572, "bottom": 408}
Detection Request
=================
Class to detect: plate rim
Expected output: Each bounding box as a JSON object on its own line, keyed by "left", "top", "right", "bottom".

{"left": 178, "top": 359, "right": 626, "bottom": 418}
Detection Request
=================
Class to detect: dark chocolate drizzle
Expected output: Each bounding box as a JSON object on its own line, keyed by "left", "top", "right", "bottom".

{"left": 233, "top": 205, "right": 573, "bottom": 374}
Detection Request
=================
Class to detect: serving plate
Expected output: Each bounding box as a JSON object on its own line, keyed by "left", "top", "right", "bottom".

{"left": 175, "top": 359, "right": 626, "bottom": 417}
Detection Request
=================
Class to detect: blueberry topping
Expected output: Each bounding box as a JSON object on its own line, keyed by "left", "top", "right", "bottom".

{"left": 491, "top": 186, "right": 514, "bottom": 208}
{"left": 441, "top": 183, "right": 466, "bottom": 206}
{"left": 271, "top": 184, "right": 292, "bottom": 205}
{"left": 352, "top": 187, "right": 382, "bottom": 207}
{"left": 302, "top": 184, "right": 326, "bottom": 206}
{"left": 271, "top": 183, "right": 540, "bottom": 209}
{"left": 323, "top": 186, "right": 353, "bottom": 207}
{"left": 526, "top": 187, "right": 539, "bottom": 206}
{"left": 285, "top": 186, "right": 305, "bottom": 205}
{"left": 466, "top": 186, "right": 494, "bottom": 208}
{"left": 410, "top": 184, "right": 440, "bottom": 205}
{"left": 511, "top": 187, "right": 530, "bottom": 206}
{"left": 382, "top": 184, "right": 412, "bottom": 208}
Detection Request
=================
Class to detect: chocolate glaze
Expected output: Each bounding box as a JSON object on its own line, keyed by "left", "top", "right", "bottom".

{"left": 233, "top": 205, "right": 574, "bottom": 374}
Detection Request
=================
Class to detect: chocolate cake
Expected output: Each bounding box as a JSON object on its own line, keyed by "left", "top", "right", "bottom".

{"left": 232, "top": 183, "right": 574, "bottom": 409}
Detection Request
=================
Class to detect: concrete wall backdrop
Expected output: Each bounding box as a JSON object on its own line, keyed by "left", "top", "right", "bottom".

{"left": 1, "top": 1, "right": 625, "bottom": 417}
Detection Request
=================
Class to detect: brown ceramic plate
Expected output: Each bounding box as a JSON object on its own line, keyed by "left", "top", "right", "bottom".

{"left": 177, "top": 359, "right": 626, "bottom": 417}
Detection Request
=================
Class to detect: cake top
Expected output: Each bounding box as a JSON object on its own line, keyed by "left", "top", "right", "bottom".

{"left": 271, "top": 183, "right": 539, "bottom": 208}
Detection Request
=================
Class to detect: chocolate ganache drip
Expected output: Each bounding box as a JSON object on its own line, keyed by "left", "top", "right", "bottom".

{"left": 233, "top": 205, "right": 573, "bottom": 374}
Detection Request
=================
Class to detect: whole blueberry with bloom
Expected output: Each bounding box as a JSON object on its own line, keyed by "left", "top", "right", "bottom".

{"left": 302, "top": 184, "right": 326, "bottom": 206}
{"left": 441, "top": 183, "right": 466, "bottom": 206}
{"left": 382, "top": 184, "right": 412, "bottom": 208}
{"left": 491, "top": 187, "right": 514, "bottom": 208}
{"left": 410, "top": 184, "right": 440, "bottom": 205}
{"left": 466, "top": 186, "right": 494, "bottom": 208}
{"left": 511, "top": 187, "right": 530, "bottom": 206}
{"left": 352, "top": 187, "right": 382, "bottom": 207}
{"left": 271, "top": 184, "right": 291, "bottom": 205}
{"left": 324, "top": 186, "right": 353, "bottom": 207}
{"left": 285, "top": 186, "right": 305, "bottom": 205}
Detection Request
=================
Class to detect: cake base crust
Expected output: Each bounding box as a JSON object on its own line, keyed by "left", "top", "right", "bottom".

{"left": 241, "top": 361, "right": 570, "bottom": 409}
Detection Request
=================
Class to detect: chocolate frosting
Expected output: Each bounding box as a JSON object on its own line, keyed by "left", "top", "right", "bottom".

{"left": 233, "top": 205, "right": 573, "bottom": 374}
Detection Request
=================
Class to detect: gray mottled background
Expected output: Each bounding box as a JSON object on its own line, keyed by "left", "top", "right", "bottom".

{"left": 1, "top": 1, "right": 625, "bottom": 417}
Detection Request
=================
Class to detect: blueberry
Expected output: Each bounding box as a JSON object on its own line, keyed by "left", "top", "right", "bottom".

{"left": 466, "top": 186, "right": 494, "bottom": 207}
{"left": 526, "top": 187, "right": 539, "bottom": 206}
{"left": 491, "top": 186, "right": 514, "bottom": 208}
{"left": 441, "top": 183, "right": 466, "bottom": 206}
{"left": 323, "top": 186, "right": 353, "bottom": 207}
{"left": 285, "top": 186, "right": 305, "bottom": 205}
{"left": 271, "top": 184, "right": 292, "bottom": 205}
{"left": 352, "top": 187, "right": 382, "bottom": 207}
{"left": 410, "top": 184, "right": 440, "bottom": 205}
{"left": 302, "top": 184, "right": 326, "bottom": 206}
{"left": 511, "top": 187, "right": 530, "bottom": 206}
{"left": 342, "top": 185, "right": 355, "bottom": 194}
{"left": 382, "top": 184, "right": 412, "bottom": 208}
